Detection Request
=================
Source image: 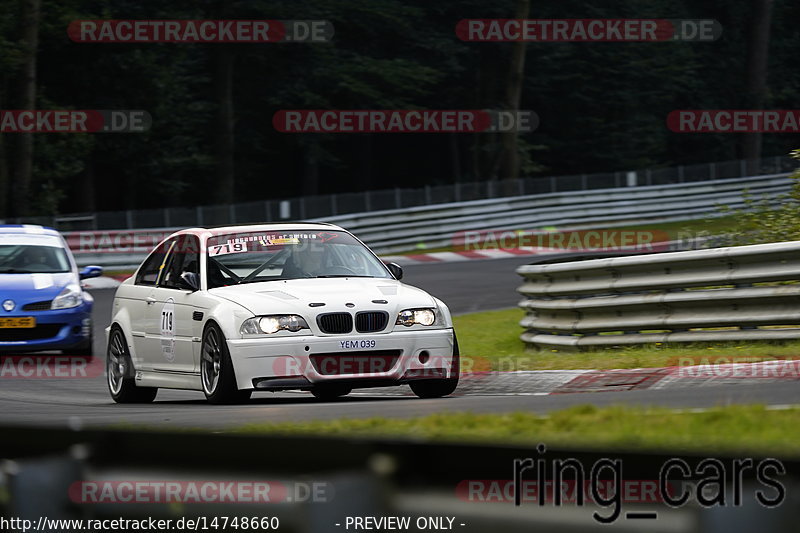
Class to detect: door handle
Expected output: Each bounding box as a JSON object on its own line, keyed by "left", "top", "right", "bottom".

{"left": 145, "top": 297, "right": 156, "bottom": 305}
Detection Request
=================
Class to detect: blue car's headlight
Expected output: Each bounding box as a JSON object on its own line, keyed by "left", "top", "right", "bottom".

{"left": 51, "top": 284, "right": 83, "bottom": 309}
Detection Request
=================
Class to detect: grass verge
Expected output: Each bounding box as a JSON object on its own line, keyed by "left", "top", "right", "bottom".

{"left": 236, "top": 405, "right": 800, "bottom": 457}
{"left": 454, "top": 308, "right": 800, "bottom": 371}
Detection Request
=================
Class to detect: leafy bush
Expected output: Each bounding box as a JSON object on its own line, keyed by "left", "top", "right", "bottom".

{"left": 717, "top": 149, "right": 800, "bottom": 245}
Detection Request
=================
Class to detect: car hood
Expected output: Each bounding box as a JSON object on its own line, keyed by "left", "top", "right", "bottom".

{"left": 0, "top": 272, "right": 76, "bottom": 301}
{"left": 210, "top": 277, "right": 437, "bottom": 317}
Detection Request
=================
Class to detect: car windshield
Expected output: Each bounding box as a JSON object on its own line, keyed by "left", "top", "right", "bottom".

{"left": 205, "top": 230, "right": 391, "bottom": 288}
{"left": 0, "top": 244, "right": 71, "bottom": 273}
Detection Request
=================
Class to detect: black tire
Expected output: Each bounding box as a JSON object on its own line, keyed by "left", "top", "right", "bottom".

{"left": 409, "top": 334, "right": 460, "bottom": 399}
{"left": 62, "top": 334, "right": 93, "bottom": 356}
{"left": 201, "top": 323, "right": 252, "bottom": 404}
{"left": 107, "top": 327, "right": 157, "bottom": 404}
{"left": 310, "top": 384, "right": 352, "bottom": 400}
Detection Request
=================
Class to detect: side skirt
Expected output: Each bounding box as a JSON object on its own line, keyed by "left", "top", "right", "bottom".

{"left": 136, "top": 369, "right": 202, "bottom": 391}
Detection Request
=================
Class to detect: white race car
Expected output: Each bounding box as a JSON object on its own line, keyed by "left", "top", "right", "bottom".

{"left": 106, "top": 223, "right": 458, "bottom": 404}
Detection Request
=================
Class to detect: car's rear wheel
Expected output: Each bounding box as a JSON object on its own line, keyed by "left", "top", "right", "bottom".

{"left": 310, "top": 384, "right": 352, "bottom": 400}
{"left": 409, "top": 335, "right": 460, "bottom": 399}
{"left": 107, "top": 327, "right": 157, "bottom": 403}
{"left": 201, "top": 323, "right": 252, "bottom": 404}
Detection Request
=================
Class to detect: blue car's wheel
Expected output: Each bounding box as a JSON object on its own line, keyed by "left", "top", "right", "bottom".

{"left": 62, "top": 334, "right": 93, "bottom": 356}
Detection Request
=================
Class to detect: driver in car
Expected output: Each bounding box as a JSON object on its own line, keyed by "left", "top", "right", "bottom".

{"left": 284, "top": 243, "right": 327, "bottom": 278}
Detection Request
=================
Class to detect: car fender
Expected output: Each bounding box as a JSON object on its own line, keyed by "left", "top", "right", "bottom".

{"left": 432, "top": 296, "right": 454, "bottom": 328}
{"left": 108, "top": 302, "right": 139, "bottom": 365}
{"left": 203, "top": 300, "right": 253, "bottom": 342}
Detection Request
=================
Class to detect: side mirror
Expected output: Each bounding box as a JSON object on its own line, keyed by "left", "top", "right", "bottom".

{"left": 179, "top": 271, "right": 201, "bottom": 291}
{"left": 386, "top": 262, "right": 403, "bottom": 280}
{"left": 79, "top": 265, "right": 103, "bottom": 280}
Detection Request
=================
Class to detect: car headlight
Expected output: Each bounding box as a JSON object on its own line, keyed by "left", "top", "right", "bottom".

{"left": 240, "top": 315, "right": 310, "bottom": 336}
{"left": 51, "top": 284, "right": 83, "bottom": 309}
{"left": 396, "top": 308, "right": 438, "bottom": 327}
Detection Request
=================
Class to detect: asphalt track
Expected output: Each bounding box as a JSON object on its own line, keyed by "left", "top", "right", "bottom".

{"left": 1, "top": 256, "right": 798, "bottom": 429}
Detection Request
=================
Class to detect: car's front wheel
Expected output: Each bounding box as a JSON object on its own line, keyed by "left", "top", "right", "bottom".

{"left": 107, "top": 327, "right": 157, "bottom": 403}
{"left": 409, "top": 335, "right": 460, "bottom": 399}
{"left": 201, "top": 323, "right": 252, "bottom": 404}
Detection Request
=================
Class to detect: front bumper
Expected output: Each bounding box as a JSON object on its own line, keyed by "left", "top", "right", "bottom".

{"left": 0, "top": 304, "right": 93, "bottom": 354}
{"left": 227, "top": 328, "right": 455, "bottom": 391}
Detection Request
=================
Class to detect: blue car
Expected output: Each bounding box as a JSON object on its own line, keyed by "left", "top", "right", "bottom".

{"left": 0, "top": 225, "right": 102, "bottom": 355}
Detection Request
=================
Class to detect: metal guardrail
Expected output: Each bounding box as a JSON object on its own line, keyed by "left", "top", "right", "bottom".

{"left": 4, "top": 155, "right": 795, "bottom": 231}
{"left": 64, "top": 172, "right": 792, "bottom": 267}
{"left": 317, "top": 173, "right": 792, "bottom": 253}
{"left": 516, "top": 241, "right": 800, "bottom": 348}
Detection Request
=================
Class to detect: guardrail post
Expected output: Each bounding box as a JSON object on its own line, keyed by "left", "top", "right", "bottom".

{"left": 646, "top": 168, "right": 652, "bottom": 185}
{"left": 264, "top": 201, "right": 271, "bottom": 222}
{"left": 125, "top": 210, "right": 133, "bottom": 229}
{"left": 163, "top": 207, "right": 170, "bottom": 227}
{"left": 710, "top": 162, "right": 715, "bottom": 180}
{"left": 424, "top": 185, "right": 432, "bottom": 204}
{"left": 549, "top": 176, "right": 556, "bottom": 192}
{"left": 580, "top": 174, "right": 588, "bottom": 189}
{"left": 454, "top": 182, "right": 461, "bottom": 202}
{"left": 279, "top": 200, "right": 290, "bottom": 220}
{"left": 196, "top": 205, "right": 203, "bottom": 226}
{"left": 740, "top": 159, "right": 747, "bottom": 177}
{"left": 229, "top": 203, "right": 236, "bottom": 224}
{"left": 394, "top": 188, "right": 401, "bottom": 208}
{"left": 626, "top": 171, "right": 637, "bottom": 187}
{"left": 331, "top": 194, "right": 338, "bottom": 216}
{"left": 487, "top": 180, "right": 494, "bottom": 198}
{"left": 364, "top": 190, "right": 371, "bottom": 211}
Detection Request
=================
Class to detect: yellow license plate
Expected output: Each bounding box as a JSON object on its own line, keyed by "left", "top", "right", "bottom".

{"left": 0, "top": 317, "right": 36, "bottom": 328}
